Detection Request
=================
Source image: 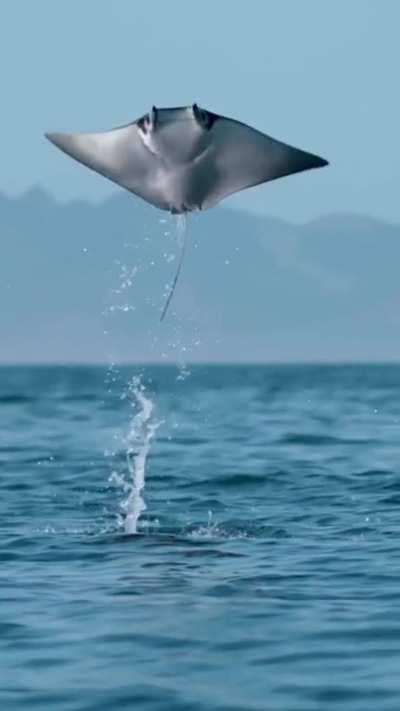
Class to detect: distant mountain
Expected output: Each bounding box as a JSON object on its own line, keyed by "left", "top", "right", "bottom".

{"left": 1, "top": 188, "right": 399, "bottom": 363}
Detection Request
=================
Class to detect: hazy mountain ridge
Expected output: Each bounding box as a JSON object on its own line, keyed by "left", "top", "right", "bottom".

{"left": 1, "top": 188, "right": 399, "bottom": 362}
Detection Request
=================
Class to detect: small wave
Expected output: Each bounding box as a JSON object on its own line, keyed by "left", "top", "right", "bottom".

{"left": 0, "top": 394, "right": 34, "bottom": 404}
{"left": 280, "top": 433, "right": 376, "bottom": 446}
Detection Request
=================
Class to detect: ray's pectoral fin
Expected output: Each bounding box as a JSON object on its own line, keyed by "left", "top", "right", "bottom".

{"left": 202, "top": 118, "right": 328, "bottom": 209}
{"left": 45, "top": 120, "right": 170, "bottom": 210}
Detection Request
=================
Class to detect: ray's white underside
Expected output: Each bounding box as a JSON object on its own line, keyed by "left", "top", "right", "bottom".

{"left": 46, "top": 105, "right": 328, "bottom": 214}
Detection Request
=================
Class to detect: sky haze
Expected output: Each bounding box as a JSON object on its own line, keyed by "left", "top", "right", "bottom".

{"left": 1, "top": 0, "right": 399, "bottom": 222}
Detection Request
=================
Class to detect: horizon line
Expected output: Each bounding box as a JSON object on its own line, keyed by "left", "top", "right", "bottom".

{"left": 1, "top": 360, "right": 400, "bottom": 368}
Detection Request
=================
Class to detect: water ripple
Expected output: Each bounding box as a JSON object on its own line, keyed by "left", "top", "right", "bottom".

{"left": 2, "top": 364, "right": 400, "bottom": 711}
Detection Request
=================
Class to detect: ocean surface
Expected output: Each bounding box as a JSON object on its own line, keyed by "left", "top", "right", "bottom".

{"left": 2, "top": 363, "right": 400, "bottom": 710}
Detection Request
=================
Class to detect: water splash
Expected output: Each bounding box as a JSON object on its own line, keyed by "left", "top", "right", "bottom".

{"left": 119, "top": 377, "right": 161, "bottom": 535}
{"left": 101, "top": 215, "right": 197, "bottom": 535}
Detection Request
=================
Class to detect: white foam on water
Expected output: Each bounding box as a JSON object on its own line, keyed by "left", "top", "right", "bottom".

{"left": 187, "top": 510, "right": 251, "bottom": 541}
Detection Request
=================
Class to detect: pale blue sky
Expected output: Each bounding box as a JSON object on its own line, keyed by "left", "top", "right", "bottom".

{"left": 1, "top": 0, "right": 398, "bottom": 221}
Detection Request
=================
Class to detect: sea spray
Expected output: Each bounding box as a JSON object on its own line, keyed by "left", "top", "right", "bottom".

{"left": 120, "top": 377, "right": 161, "bottom": 534}
{"left": 103, "top": 215, "right": 197, "bottom": 534}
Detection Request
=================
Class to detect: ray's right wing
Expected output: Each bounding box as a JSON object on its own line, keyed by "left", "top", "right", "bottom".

{"left": 45, "top": 122, "right": 167, "bottom": 210}
{"left": 202, "top": 116, "right": 328, "bottom": 210}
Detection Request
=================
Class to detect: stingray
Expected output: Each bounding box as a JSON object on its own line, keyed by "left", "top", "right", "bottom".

{"left": 46, "top": 104, "right": 328, "bottom": 319}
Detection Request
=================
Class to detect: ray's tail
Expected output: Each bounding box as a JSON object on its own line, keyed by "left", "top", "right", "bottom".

{"left": 160, "top": 214, "right": 188, "bottom": 322}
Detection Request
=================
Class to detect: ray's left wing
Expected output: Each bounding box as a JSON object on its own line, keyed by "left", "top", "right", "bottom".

{"left": 46, "top": 122, "right": 167, "bottom": 210}
{"left": 201, "top": 115, "right": 328, "bottom": 210}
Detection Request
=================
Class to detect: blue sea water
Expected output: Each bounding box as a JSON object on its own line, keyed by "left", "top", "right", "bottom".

{"left": 2, "top": 363, "right": 400, "bottom": 710}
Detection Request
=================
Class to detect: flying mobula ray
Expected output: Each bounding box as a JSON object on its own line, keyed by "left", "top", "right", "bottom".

{"left": 46, "top": 104, "right": 328, "bottom": 317}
